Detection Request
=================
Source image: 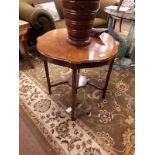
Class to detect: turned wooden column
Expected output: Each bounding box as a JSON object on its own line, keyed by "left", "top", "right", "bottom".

{"left": 62, "top": 0, "right": 100, "bottom": 46}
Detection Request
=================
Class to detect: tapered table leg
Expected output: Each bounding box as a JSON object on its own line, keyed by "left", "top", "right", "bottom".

{"left": 102, "top": 58, "right": 115, "bottom": 98}
{"left": 71, "top": 68, "right": 78, "bottom": 121}
{"left": 43, "top": 60, "right": 52, "bottom": 95}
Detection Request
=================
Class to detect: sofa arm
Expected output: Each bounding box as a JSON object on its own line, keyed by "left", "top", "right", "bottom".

{"left": 19, "top": 2, "right": 56, "bottom": 31}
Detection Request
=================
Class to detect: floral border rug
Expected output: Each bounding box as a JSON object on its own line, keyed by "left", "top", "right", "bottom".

{"left": 19, "top": 58, "right": 135, "bottom": 155}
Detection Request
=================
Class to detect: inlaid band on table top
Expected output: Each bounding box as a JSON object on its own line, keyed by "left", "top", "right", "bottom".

{"left": 36, "top": 28, "right": 119, "bottom": 64}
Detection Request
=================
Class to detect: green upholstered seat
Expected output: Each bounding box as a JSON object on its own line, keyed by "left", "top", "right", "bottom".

{"left": 93, "top": 18, "right": 107, "bottom": 28}
{"left": 19, "top": 0, "right": 56, "bottom": 46}
{"left": 55, "top": 20, "right": 66, "bottom": 29}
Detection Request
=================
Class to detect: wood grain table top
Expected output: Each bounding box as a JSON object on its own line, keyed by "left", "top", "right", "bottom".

{"left": 37, "top": 28, "right": 119, "bottom": 64}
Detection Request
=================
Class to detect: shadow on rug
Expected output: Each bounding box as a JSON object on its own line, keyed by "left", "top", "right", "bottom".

{"left": 20, "top": 57, "right": 135, "bottom": 155}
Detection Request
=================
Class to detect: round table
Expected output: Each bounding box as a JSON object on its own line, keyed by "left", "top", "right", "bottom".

{"left": 36, "top": 28, "right": 119, "bottom": 120}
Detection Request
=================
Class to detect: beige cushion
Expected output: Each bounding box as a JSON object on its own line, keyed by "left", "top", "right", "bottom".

{"left": 93, "top": 18, "right": 107, "bottom": 28}
{"left": 55, "top": 19, "right": 66, "bottom": 29}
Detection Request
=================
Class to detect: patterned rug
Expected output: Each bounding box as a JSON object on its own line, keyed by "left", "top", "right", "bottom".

{"left": 19, "top": 57, "right": 135, "bottom": 155}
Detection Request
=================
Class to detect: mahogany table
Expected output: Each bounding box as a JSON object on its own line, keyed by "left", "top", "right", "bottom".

{"left": 36, "top": 28, "right": 119, "bottom": 121}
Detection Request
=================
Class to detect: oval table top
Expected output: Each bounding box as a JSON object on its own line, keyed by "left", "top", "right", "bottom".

{"left": 36, "top": 28, "right": 119, "bottom": 64}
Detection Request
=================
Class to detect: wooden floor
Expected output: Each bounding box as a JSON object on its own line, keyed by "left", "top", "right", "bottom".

{"left": 20, "top": 117, "right": 47, "bottom": 155}
{"left": 19, "top": 107, "right": 57, "bottom": 155}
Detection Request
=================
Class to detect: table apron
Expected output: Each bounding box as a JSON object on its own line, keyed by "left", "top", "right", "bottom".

{"left": 40, "top": 55, "right": 116, "bottom": 69}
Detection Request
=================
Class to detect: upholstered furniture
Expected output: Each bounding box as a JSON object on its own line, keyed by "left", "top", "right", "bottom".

{"left": 54, "top": 0, "right": 117, "bottom": 29}
{"left": 19, "top": 0, "right": 117, "bottom": 46}
{"left": 19, "top": 0, "right": 56, "bottom": 46}
{"left": 94, "top": 0, "right": 117, "bottom": 27}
